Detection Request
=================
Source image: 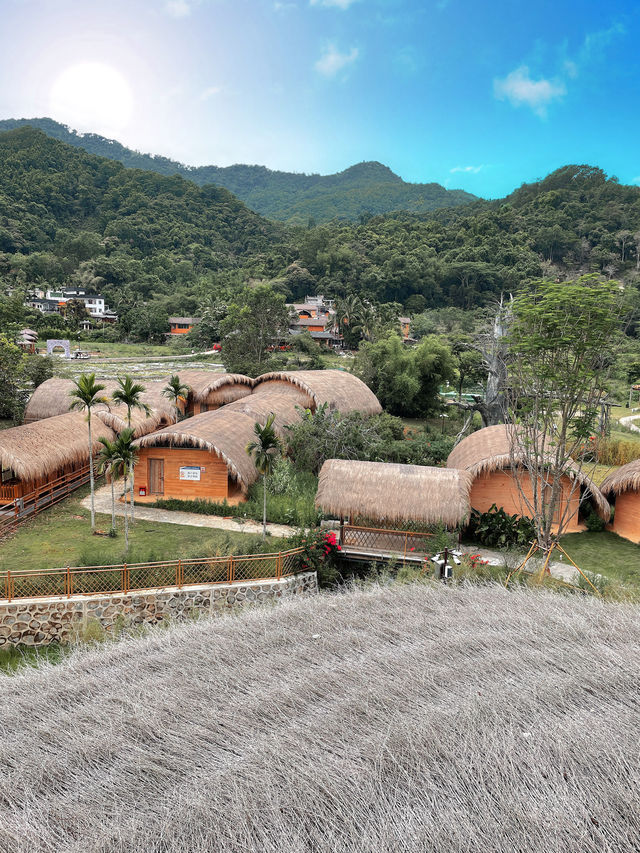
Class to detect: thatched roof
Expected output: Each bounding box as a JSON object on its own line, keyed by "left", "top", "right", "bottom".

{"left": 176, "top": 371, "right": 255, "bottom": 405}
{"left": 447, "top": 424, "right": 610, "bottom": 518}
{"left": 0, "top": 413, "right": 116, "bottom": 483}
{"left": 253, "top": 370, "right": 382, "bottom": 416}
{"left": 24, "top": 378, "right": 176, "bottom": 437}
{"left": 315, "top": 459, "right": 472, "bottom": 527}
{"left": 224, "top": 390, "right": 306, "bottom": 437}
{"left": 600, "top": 460, "right": 640, "bottom": 496}
{"left": 134, "top": 409, "right": 259, "bottom": 494}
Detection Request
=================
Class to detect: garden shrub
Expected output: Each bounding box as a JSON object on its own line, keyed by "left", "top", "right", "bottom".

{"left": 468, "top": 505, "right": 535, "bottom": 548}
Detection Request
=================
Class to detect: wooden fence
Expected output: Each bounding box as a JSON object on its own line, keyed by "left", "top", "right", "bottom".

{"left": 341, "top": 524, "right": 434, "bottom": 556}
{"left": 0, "top": 546, "right": 307, "bottom": 602}
{"left": 0, "top": 464, "right": 94, "bottom": 537}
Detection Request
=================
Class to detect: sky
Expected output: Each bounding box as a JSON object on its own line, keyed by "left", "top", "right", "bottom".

{"left": 0, "top": 0, "right": 639, "bottom": 198}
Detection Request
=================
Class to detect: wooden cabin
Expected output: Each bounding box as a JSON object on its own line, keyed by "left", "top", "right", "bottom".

{"left": 600, "top": 461, "right": 640, "bottom": 543}
{"left": 132, "top": 409, "right": 261, "bottom": 504}
{"left": 176, "top": 371, "right": 254, "bottom": 417}
{"left": 446, "top": 425, "right": 610, "bottom": 533}
{"left": 315, "top": 459, "right": 472, "bottom": 548}
{"left": 168, "top": 317, "right": 200, "bottom": 335}
{"left": 23, "top": 378, "right": 176, "bottom": 437}
{"left": 252, "top": 370, "right": 382, "bottom": 416}
{"left": 0, "top": 413, "right": 116, "bottom": 504}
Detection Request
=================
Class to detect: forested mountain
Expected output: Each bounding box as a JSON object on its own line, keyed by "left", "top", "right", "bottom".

{"left": 0, "top": 118, "right": 477, "bottom": 223}
{"left": 0, "top": 126, "right": 284, "bottom": 336}
{"left": 2, "top": 123, "right": 640, "bottom": 342}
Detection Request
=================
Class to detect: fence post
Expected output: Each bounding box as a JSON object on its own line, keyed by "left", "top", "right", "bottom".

{"left": 177, "top": 559, "right": 182, "bottom": 589}
{"left": 277, "top": 552, "right": 282, "bottom": 579}
{"left": 6, "top": 570, "right": 11, "bottom": 603}
{"left": 123, "top": 563, "right": 128, "bottom": 595}
{"left": 228, "top": 555, "right": 234, "bottom": 583}
{"left": 66, "top": 565, "right": 72, "bottom": 598}
{"left": 442, "top": 548, "right": 449, "bottom": 582}
{"left": 403, "top": 532, "right": 408, "bottom": 565}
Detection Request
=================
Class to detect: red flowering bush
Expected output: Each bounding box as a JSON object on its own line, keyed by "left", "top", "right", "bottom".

{"left": 290, "top": 529, "right": 342, "bottom": 586}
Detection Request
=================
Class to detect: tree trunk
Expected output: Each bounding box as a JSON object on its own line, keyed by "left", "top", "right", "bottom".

{"left": 123, "top": 473, "right": 129, "bottom": 551}
{"left": 88, "top": 413, "right": 95, "bottom": 531}
{"left": 111, "top": 475, "right": 116, "bottom": 532}
{"left": 128, "top": 409, "right": 135, "bottom": 525}
{"left": 262, "top": 475, "right": 267, "bottom": 540}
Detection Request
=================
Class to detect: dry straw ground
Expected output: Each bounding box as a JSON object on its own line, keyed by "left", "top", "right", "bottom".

{"left": 0, "top": 583, "right": 638, "bottom": 852}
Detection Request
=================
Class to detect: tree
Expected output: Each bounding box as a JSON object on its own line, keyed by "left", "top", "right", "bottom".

{"left": 96, "top": 437, "right": 120, "bottom": 533}
{"left": 505, "top": 275, "right": 621, "bottom": 552}
{"left": 355, "top": 333, "right": 456, "bottom": 417}
{"left": 162, "top": 375, "right": 190, "bottom": 419}
{"left": 221, "top": 284, "right": 290, "bottom": 376}
{"left": 112, "top": 376, "right": 150, "bottom": 522}
{"left": 111, "top": 428, "right": 138, "bottom": 552}
{"left": 246, "top": 413, "right": 282, "bottom": 538}
{"left": 69, "top": 374, "right": 109, "bottom": 531}
{"left": 0, "top": 336, "right": 28, "bottom": 421}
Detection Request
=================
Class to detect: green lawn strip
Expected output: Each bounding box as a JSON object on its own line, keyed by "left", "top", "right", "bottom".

{"left": 0, "top": 497, "right": 264, "bottom": 574}
{"left": 559, "top": 531, "right": 640, "bottom": 586}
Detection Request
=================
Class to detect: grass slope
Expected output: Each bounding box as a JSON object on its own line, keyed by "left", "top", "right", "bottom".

{"left": 0, "top": 583, "right": 638, "bottom": 852}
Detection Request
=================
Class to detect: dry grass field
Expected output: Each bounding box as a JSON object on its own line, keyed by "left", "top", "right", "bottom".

{"left": 0, "top": 582, "right": 638, "bottom": 852}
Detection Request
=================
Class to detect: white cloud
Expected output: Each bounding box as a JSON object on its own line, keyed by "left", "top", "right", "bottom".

{"left": 315, "top": 44, "right": 359, "bottom": 77}
{"left": 493, "top": 66, "right": 565, "bottom": 117}
{"left": 450, "top": 165, "right": 485, "bottom": 174}
{"left": 164, "top": 0, "right": 193, "bottom": 17}
{"left": 632, "top": 177, "right": 640, "bottom": 186}
{"left": 199, "top": 86, "right": 222, "bottom": 101}
{"left": 310, "top": 0, "right": 360, "bottom": 9}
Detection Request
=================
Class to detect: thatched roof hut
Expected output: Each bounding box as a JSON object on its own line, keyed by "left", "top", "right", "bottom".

{"left": 223, "top": 391, "right": 306, "bottom": 438}
{"left": 23, "top": 378, "right": 176, "bottom": 437}
{"left": 134, "top": 409, "right": 260, "bottom": 495}
{"left": 253, "top": 370, "right": 382, "bottom": 416}
{"left": 0, "top": 413, "right": 116, "bottom": 483}
{"left": 176, "top": 370, "right": 255, "bottom": 408}
{"left": 315, "top": 459, "right": 472, "bottom": 527}
{"left": 447, "top": 424, "right": 610, "bottom": 518}
{"left": 600, "top": 460, "right": 640, "bottom": 496}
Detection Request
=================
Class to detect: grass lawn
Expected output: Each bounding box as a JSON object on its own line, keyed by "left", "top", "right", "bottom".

{"left": 560, "top": 530, "right": 640, "bottom": 586}
{"left": 0, "top": 491, "right": 265, "bottom": 573}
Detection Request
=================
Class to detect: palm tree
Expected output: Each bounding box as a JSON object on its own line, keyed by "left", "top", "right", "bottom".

{"left": 246, "top": 414, "right": 282, "bottom": 539}
{"left": 69, "top": 374, "right": 108, "bottom": 532}
{"left": 162, "top": 375, "right": 191, "bottom": 420}
{"left": 112, "top": 376, "right": 151, "bottom": 523}
{"left": 112, "top": 428, "right": 138, "bottom": 553}
{"left": 96, "top": 437, "right": 120, "bottom": 534}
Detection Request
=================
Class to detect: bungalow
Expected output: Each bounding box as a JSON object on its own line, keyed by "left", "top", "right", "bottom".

{"left": 600, "top": 461, "right": 640, "bottom": 543}
{"left": 176, "top": 371, "right": 254, "bottom": 416}
{"left": 252, "top": 370, "right": 382, "bottom": 416}
{"left": 446, "top": 424, "right": 610, "bottom": 532}
{"left": 168, "top": 317, "right": 200, "bottom": 336}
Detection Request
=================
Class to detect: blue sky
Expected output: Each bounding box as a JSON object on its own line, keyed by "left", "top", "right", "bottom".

{"left": 0, "top": 0, "right": 638, "bottom": 197}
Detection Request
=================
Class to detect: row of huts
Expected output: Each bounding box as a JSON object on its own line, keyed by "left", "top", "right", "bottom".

{"left": 3, "top": 368, "right": 640, "bottom": 543}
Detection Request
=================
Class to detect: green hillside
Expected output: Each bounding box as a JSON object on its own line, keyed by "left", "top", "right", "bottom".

{"left": 0, "top": 118, "right": 477, "bottom": 223}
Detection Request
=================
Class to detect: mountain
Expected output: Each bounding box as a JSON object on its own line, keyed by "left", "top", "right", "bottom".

{"left": 0, "top": 118, "right": 478, "bottom": 223}
{"left": 0, "top": 126, "right": 282, "bottom": 334}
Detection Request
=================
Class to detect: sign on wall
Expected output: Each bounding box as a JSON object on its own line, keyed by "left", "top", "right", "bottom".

{"left": 179, "top": 466, "right": 201, "bottom": 481}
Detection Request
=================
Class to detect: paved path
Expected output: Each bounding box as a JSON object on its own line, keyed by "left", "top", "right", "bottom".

{"left": 81, "top": 484, "right": 296, "bottom": 539}
{"left": 620, "top": 413, "right": 640, "bottom": 434}
{"left": 458, "top": 544, "right": 579, "bottom": 583}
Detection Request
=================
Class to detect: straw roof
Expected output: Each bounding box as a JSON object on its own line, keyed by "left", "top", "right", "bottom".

{"left": 24, "top": 378, "right": 176, "bottom": 438}
{"left": 176, "top": 371, "right": 255, "bottom": 405}
{"left": 253, "top": 370, "right": 382, "bottom": 416}
{"left": 224, "top": 390, "right": 306, "bottom": 438}
{"left": 134, "top": 409, "right": 260, "bottom": 494}
{"left": 0, "top": 413, "right": 116, "bottom": 483}
{"left": 600, "top": 459, "right": 640, "bottom": 496}
{"left": 315, "top": 459, "right": 472, "bottom": 527}
{"left": 447, "top": 424, "right": 610, "bottom": 517}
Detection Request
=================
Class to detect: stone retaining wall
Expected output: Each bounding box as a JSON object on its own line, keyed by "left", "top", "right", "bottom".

{"left": 0, "top": 572, "right": 318, "bottom": 647}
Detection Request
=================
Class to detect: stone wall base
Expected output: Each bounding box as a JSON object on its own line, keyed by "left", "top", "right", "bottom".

{"left": 0, "top": 572, "right": 318, "bottom": 647}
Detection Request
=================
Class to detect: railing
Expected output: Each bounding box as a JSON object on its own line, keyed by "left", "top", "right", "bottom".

{"left": 0, "top": 546, "right": 307, "bottom": 602}
{"left": 0, "top": 484, "right": 20, "bottom": 502}
{"left": 0, "top": 464, "right": 93, "bottom": 536}
{"left": 341, "top": 524, "right": 434, "bottom": 556}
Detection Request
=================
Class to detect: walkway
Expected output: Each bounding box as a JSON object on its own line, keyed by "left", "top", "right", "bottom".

{"left": 81, "top": 484, "right": 296, "bottom": 539}
{"left": 458, "top": 544, "right": 579, "bottom": 583}
{"left": 620, "top": 413, "right": 640, "bottom": 434}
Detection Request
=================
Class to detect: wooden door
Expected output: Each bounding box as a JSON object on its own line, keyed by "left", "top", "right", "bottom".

{"left": 149, "top": 459, "right": 164, "bottom": 495}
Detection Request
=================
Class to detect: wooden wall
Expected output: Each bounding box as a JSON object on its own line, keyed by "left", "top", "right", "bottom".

{"left": 469, "top": 469, "right": 583, "bottom": 532}
{"left": 612, "top": 491, "right": 640, "bottom": 543}
{"left": 134, "top": 447, "right": 235, "bottom": 503}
